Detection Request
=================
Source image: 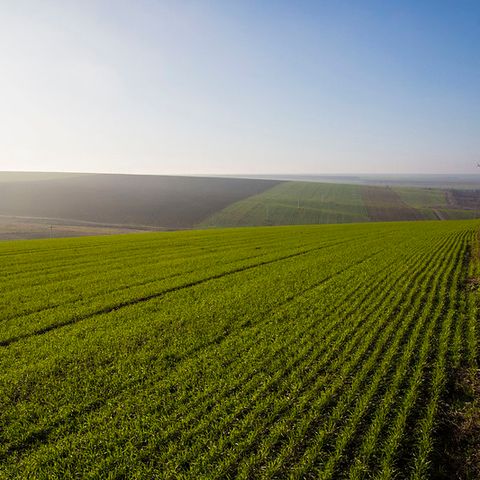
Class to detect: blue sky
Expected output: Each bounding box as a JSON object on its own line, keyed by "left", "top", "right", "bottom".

{"left": 1, "top": 0, "right": 479, "bottom": 175}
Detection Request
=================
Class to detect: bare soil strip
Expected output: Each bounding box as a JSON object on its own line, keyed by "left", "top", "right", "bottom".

{"left": 361, "top": 186, "right": 427, "bottom": 221}
{"left": 448, "top": 190, "right": 480, "bottom": 210}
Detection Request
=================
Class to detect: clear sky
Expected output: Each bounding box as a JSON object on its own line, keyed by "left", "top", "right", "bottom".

{"left": 1, "top": 0, "right": 479, "bottom": 175}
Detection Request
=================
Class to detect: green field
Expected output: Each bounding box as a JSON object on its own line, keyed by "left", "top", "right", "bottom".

{"left": 393, "top": 187, "right": 449, "bottom": 208}
{"left": 201, "top": 182, "right": 478, "bottom": 227}
{"left": 200, "top": 182, "right": 370, "bottom": 227}
{"left": 1, "top": 173, "right": 480, "bottom": 239}
{"left": 393, "top": 187, "right": 479, "bottom": 221}
{"left": 1, "top": 221, "right": 479, "bottom": 478}
{"left": 0, "top": 173, "right": 280, "bottom": 230}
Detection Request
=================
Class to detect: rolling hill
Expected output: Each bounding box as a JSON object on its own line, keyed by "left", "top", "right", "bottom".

{"left": 1, "top": 220, "right": 478, "bottom": 478}
{"left": 1, "top": 172, "right": 480, "bottom": 239}
{"left": 0, "top": 173, "right": 280, "bottom": 230}
{"left": 200, "top": 182, "right": 370, "bottom": 227}
{"left": 200, "top": 181, "right": 478, "bottom": 227}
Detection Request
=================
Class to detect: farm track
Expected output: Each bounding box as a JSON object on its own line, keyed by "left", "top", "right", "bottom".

{"left": 0, "top": 221, "right": 478, "bottom": 478}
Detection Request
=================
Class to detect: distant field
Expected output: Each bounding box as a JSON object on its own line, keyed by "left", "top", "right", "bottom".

{"left": 448, "top": 189, "right": 480, "bottom": 211}
{"left": 0, "top": 173, "right": 280, "bottom": 231}
{"left": 219, "top": 173, "right": 480, "bottom": 189}
{"left": 393, "top": 186, "right": 449, "bottom": 208}
{"left": 0, "top": 216, "right": 153, "bottom": 241}
{"left": 1, "top": 172, "right": 480, "bottom": 239}
{"left": 361, "top": 186, "right": 427, "bottom": 221}
{"left": 200, "top": 182, "right": 370, "bottom": 227}
{"left": 201, "top": 181, "right": 479, "bottom": 227}
{"left": 0, "top": 172, "right": 86, "bottom": 183}
{"left": 1, "top": 221, "right": 478, "bottom": 478}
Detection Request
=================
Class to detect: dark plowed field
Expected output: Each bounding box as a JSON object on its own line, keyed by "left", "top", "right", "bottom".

{"left": 0, "top": 174, "right": 281, "bottom": 229}
{"left": 447, "top": 189, "right": 480, "bottom": 210}
{"left": 361, "top": 186, "right": 427, "bottom": 221}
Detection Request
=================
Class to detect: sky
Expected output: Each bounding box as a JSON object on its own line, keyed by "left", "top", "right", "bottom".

{"left": 0, "top": 0, "right": 479, "bottom": 176}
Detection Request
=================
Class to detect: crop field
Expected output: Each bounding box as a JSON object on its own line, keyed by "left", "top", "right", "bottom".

{"left": 392, "top": 187, "right": 449, "bottom": 209}
{"left": 1, "top": 221, "right": 479, "bottom": 478}
{"left": 0, "top": 215, "right": 151, "bottom": 241}
{"left": 393, "top": 188, "right": 478, "bottom": 222}
{"left": 200, "top": 182, "right": 371, "bottom": 227}
{"left": 0, "top": 173, "right": 280, "bottom": 230}
{"left": 200, "top": 182, "right": 478, "bottom": 228}
{"left": 2, "top": 173, "right": 480, "bottom": 239}
{"left": 360, "top": 186, "right": 427, "bottom": 222}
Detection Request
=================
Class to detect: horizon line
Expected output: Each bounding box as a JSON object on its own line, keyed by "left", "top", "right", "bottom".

{"left": 2, "top": 170, "right": 480, "bottom": 177}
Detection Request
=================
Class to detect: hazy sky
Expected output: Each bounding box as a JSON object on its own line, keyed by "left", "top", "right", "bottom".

{"left": 1, "top": 0, "right": 479, "bottom": 175}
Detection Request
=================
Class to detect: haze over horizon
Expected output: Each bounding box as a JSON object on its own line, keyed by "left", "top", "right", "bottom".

{"left": 1, "top": 1, "right": 479, "bottom": 176}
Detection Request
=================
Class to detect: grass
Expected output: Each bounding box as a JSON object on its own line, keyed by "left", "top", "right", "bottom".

{"left": 0, "top": 220, "right": 479, "bottom": 478}
{"left": 360, "top": 185, "right": 427, "bottom": 221}
{"left": 200, "top": 182, "right": 370, "bottom": 226}
{"left": 393, "top": 187, "right": 449, "bottom": 208}
{"left": 0, "top": 215, "right": 150, "bottom": 241}
{"left": 0, "top": 173, "right": 280, "bottom": 229}
{"left": 201, "top": 182, "right": 480, "bottom": 227}
{"left": 2, "top": 174, "right": 480, "bottom": 239}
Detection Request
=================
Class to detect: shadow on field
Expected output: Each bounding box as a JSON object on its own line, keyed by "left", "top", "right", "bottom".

{"left": 433, "top": 368, "right": 480, "bottom": 479}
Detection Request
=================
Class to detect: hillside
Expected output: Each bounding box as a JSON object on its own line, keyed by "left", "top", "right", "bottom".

{"left": 1, "top": 173, "right": 480, "bottom": 240}
{"left": 1, "top": 221, "right": 478, "bottom": 478}
{"left": 0, "top": 216, "right": 149, "bottom": 241}
{"left": 0, "top": 173, "right": 280, "bottom": 229}
{"left": 215, "top": 174, "right": 480, "bottom": 189}
{"left": 200, "top": 181, "right": 478, "bottom": 227}
{"left": 200, "top": 182, "right": 370, "bottom": 227}
{"left": 394, "top": 186, "right": 480, "bottom": 220}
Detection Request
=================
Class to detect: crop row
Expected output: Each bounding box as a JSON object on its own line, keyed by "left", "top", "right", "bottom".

{"left": 0, "top": 220, "right": 478, "bottom": 478}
